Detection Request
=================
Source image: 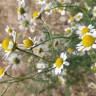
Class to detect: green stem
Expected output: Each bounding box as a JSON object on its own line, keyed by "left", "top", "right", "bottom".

{"left": 16, "top": 47, "right": 50, "bottom": 62}
{"left": 32, "top": 36, "right": 69, "bottom": 49}
{"left": 0, "top": 67, "right": 55, "bottom": 84}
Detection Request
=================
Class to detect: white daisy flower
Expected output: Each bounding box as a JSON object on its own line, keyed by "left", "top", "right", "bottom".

{"left": 7, "top": 53, "right": 20, "bottom": 65}
{"left": 54, "top": 52, "right": 69, "bottom": 75}
{"left": 7, "top": 53, "right": 22, "bottom": 74}
{"left": 65, "top": 27, "right": 73, "bottom": 33}
{"left": 22, "top": 37, "right": 37, "bottom": 49}
{"left": 77, "top": 33, "right": 96, "bottom": 52}
{"left": 74, "top": 12, "right": 83, "bottom": 22}
{"left": 1, "top": 30, "right": 17, "bottom": 59}
{"left": 17, "top": 0, "right": 27, "bottom": 20}
{"left": 17, "top": 6, "right": 27, "bottom": 20}
{"left": 5, "top": 26, "right": 13, "bottom": 34}
{"left": 7, "top": 53, "right": 26, "bottom": 76}
{"left": 76, "top": 24, "right": 94, "bottom": 37}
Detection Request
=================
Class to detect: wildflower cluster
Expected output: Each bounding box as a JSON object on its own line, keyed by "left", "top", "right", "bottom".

{"left": 0, "top": 0, "right": 96, "bottom": 95}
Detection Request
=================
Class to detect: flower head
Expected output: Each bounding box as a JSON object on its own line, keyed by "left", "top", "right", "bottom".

{"left": 77, "top": 33, "right": 96, "bottom": 52}
{"left": 17, "top": 7, "right": 26, "bottom": 15}
{"left": 77, "top": 24, "right": 94, "bottom": 36}
{"left": 23, "top": 37, "right": 35, "bottom": 48}
{"left": 68, "top": 16, "right": 74, "bottom": 23}
{"left": 1, "top": 28, "right": 17, "bottom": 59}
{"left": 67, "top": 48, "right": 74, "bottom": 54}
{"left": 82, "top": 35, "right": 95, "bottom": 47}
{"left": 2, "top": 38, "right": 14, "bottom": 52}
{"left": 5, "top": 26, "right": 13, "bottom": 34}
{"left": 32, "top": 11, "right": 40, "bottom": 19}
{"left": 54, "top": 52, "right": 69, "bottom": 75}
{"left": 74, "top": 12, "right": 83, "bottom": 22}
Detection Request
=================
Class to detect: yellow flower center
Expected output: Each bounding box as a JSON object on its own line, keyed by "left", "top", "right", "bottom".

{"left": 2, "top": 38, "right": 13, "bottom": 51}
{"left": 0, "top": 67, "right": 5, "bottom": 77}
{"left": 76, "top": 15, "right": 81, "bottom": 19}
{"left": 81, "top": 27, "right": 89, "bottom": 34}
{"left": 68, "top": 16, "right": 74, "bottom": 22}
{"left": 17, "top": 7, "right": 25, "bottom": 15}
{"left": 55, "top": 58, "right": 63, "bottom": 68}
{"left": 67, "top": 48, "right": 74, "bottom": 54}
{"left": 23, "top": 38, "right": 34, "bottom": 48}
{"left": 7, "top": 27, "right": 12, "bottom": 33}
{"left": 65, "top": 28, "right": 71, "bottom": 33}
{"left": 82, "top": 35, "right": 95, "bottom": 47}
{"left": 33, "top": 11, "right": 39, "bottom": 18}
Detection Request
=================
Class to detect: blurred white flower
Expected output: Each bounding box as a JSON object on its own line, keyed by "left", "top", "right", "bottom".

{"left": 74, "top": 12, "right": 83, "bottom": 22}
{"left": 17, "top": 0, "right": 25, "bottom": 7}
{"left": 8, "top": 53, "right": 20, "bottom": 65}
{"left": 36, "top": 0, "right": 47, "bottom": 5}
{"left": 36, "top": 61, "right": 47, "bottom": 72}
{"left": 1, "top": 29, "right": 17, "bottom": 59}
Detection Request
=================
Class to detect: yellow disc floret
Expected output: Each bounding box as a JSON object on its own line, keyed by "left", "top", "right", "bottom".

{"left": 82, "top": 35, "right": 95, "bottom": 47}
{"left": 7, "top": 27, "right": 12, "bottom": 33}
{"left": 81, "top": 27, "right": 89, "bottom": 34}
{"left": 68, "top": 16, "right": 74, "bottom": 22}
{"left": 23, "top": 38, "right": 34, "bottom": 48}
{"left": 55, "top": 58, "right": 63, "bottom": 68}
{"left": 33, "top": 11, "right": 39, "bottom": 18}
{"left": 67, "top": 48, "right": 74, "bottom": 54}
{"left": 2, "top": 38, "right": 13, "bottom": 51}
{"left": 0, "top": 67, "right": 5, "bottom": 77}
{"left": 65, "top": 28, "right": 71, "bottom": 33}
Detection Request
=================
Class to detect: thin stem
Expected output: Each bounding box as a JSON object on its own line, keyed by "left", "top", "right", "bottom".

{"left": 5, "top": 72, "right": 15, "bottom": 79}
{"left": 16, "top": 47, "right": 50, "bottom": 62}
{"left": 0, "top": 67, "right": 55, "bottom": 84}
{"left": 32, "top": 36, "right": 69, "bottom": 49}
{"left": 16, "top": 36, "right": 69, "bottom": 62}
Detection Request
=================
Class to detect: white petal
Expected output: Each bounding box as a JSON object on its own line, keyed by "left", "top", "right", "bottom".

{"left": 12, "top": 31, "right": 16, "bottom": 42}
{"left": 60, "top": 52, "right": 67, "bottom": 60}
{"left": 92, "top": 44, "right": 96, "bottom": 49}
{"left": 77, "top": 42, "right": 82, "bottom": 47}
{"left": 55, "top": 68, "right": 61, "bottom": 75}
{"left": 88, "top": 24, "right": 94, "bottom": 29}
{"left": 64, "top": 61, "right": 70, "bottom": 66}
